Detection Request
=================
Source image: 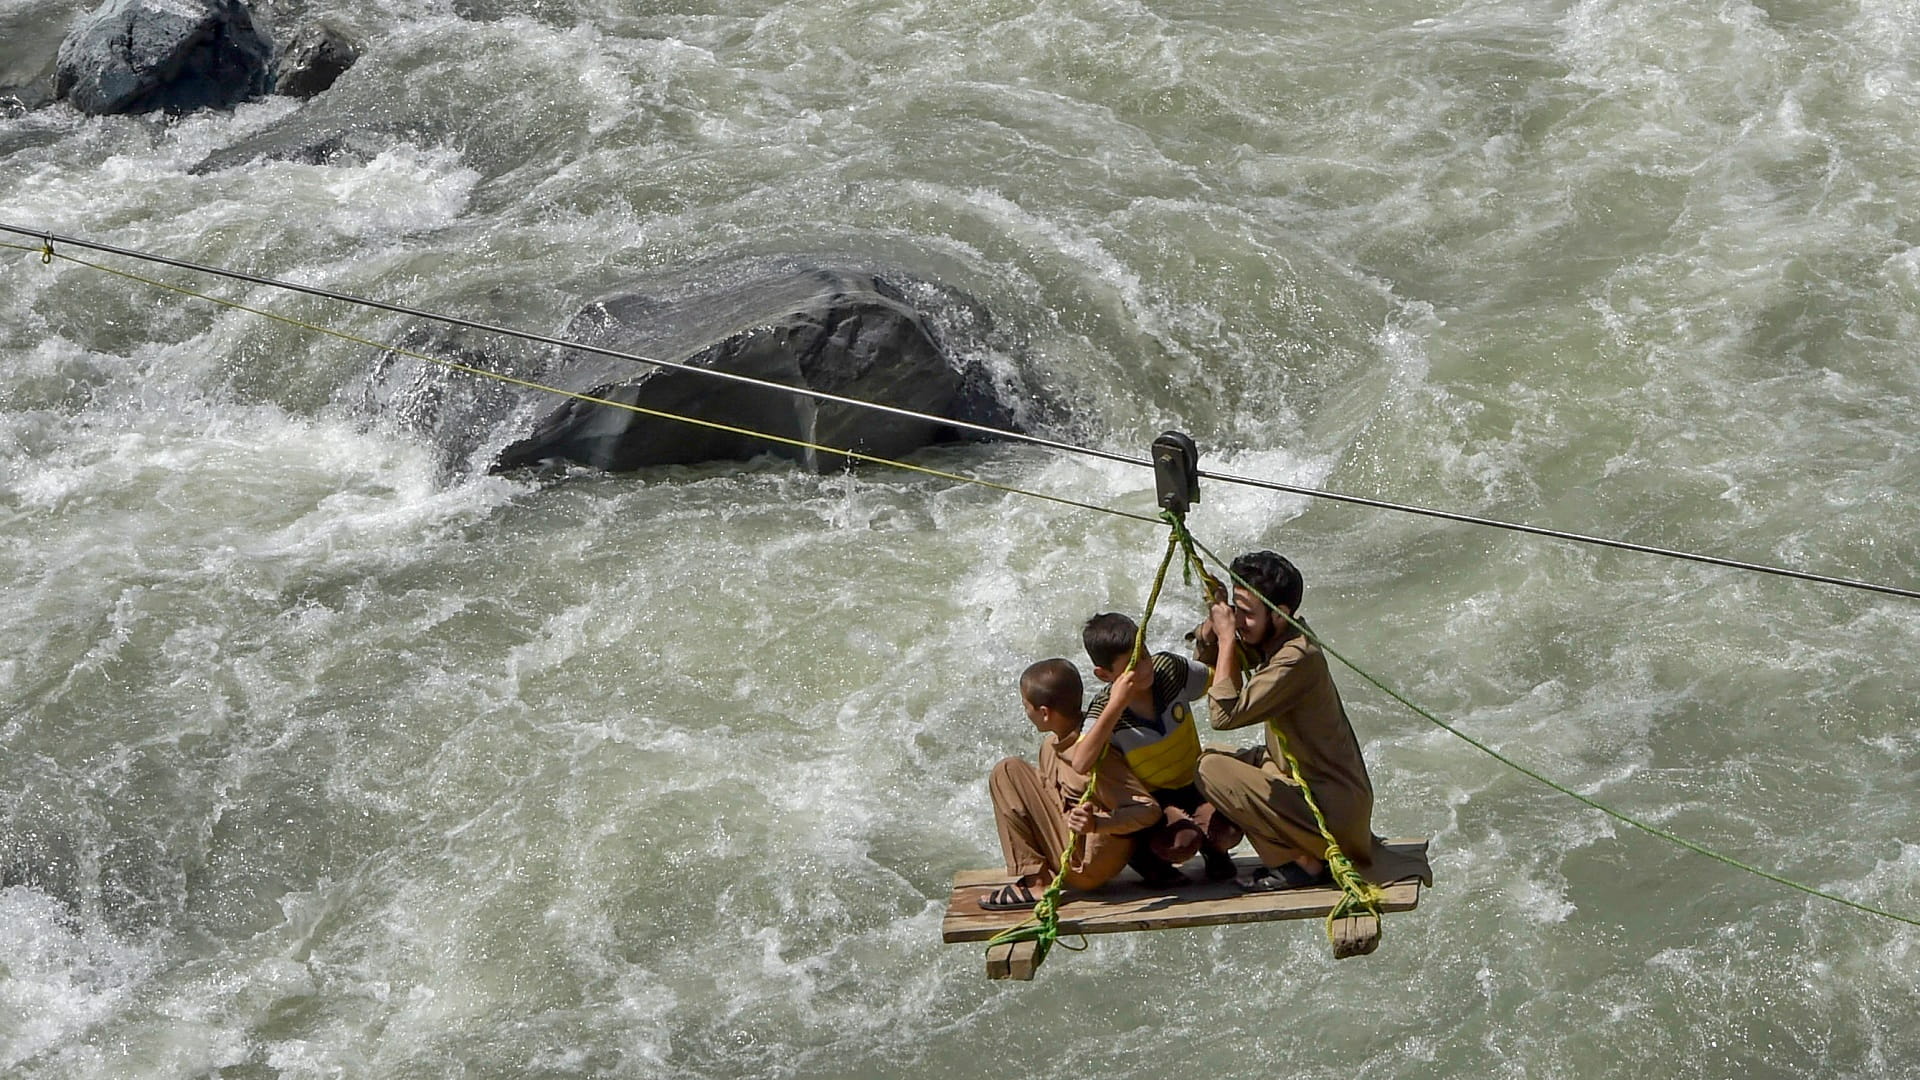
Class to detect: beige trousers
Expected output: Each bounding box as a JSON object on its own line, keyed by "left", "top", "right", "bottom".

{"left": 1194, "top": 745, "right": 1375, "bottom": 869}
{"left": 988, "top": 757, "right": 1135, "bottom": 889}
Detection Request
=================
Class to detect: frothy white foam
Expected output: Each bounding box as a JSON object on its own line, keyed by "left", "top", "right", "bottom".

{"left": 0, "top": 887, "right": 155, "bottom": 1069}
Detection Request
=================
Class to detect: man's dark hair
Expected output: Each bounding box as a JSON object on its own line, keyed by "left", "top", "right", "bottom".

{"left": 1019, "top": 658, "right": 1084, "bottom": 719}
{"left": 1081, "top": 612, "right": 1139, "bottom": 671}
{"left": 1230, "top": 550, "right": 1304, "bottom": 615}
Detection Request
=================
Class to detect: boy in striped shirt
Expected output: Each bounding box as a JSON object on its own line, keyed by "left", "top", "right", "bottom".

{"left": 1079, "top": 612, "right": 1243, "bottom": 883}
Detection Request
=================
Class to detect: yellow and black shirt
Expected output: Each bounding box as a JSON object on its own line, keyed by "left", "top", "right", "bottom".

{"left": 1084, "top": 651, "right": 1210, "bottom": 791}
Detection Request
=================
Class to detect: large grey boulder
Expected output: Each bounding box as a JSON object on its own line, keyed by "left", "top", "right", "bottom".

{"left": 493, "top": 269, "right": 1022, "bottom": 473}
{"left": 54, "top": 0, "right": 272, "bottom": 116}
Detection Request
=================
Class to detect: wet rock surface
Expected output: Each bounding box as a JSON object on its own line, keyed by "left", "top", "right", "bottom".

{"left": 272, "top": 20, "right": 358, "bottom": 98}
{"left": 493, "top": 268, "right": 1025, "bottom": 473}
{"left": 54, "top": 0, "right": 273, "bottom": 116}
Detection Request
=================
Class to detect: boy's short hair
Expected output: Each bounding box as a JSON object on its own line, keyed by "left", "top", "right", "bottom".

{"left": 1230, "top": 550, "right": 1304, "bottom": 615}
{"left": 1019, "top": 659, "right": 1084, "bottom": 718}
{"left": 1081, "top": 612, "right": 1139, "bottom": 670}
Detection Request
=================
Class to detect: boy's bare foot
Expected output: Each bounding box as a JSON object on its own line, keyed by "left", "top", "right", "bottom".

{"left": 1149, "top": 817, "right": 1206, "bottom": 864}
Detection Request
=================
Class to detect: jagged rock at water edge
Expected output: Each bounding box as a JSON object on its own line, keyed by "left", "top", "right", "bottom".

{"left": 54, "top": 0, "right": 272, "bottom": 116}
{"left": 272, "top": 20, "right": 358, "bottom": 98}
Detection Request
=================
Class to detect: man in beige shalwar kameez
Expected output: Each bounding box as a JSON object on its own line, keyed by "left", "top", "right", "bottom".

{"left": 1194, "top": 550, "right": 1426, "bottom": 891}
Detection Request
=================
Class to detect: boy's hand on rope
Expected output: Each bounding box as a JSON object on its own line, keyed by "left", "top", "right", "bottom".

{"left": 1065, "top": 804, "right": 1103, "bottom": 835}
{"left": 1112, "top": 663, "right": 1154, "bottom": 711}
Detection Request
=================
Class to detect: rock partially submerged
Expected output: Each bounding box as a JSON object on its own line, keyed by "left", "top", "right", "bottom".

{"left": 362, "top": 321, "right": 538, "bottom": 474}
{"left": 1, "top": 73, "right": 57, "bottom": 116}
{"left": 188, "top": 112, "right": 400, "bottom": 173}
{"left": 492, "top": 268, "right": 1024, "bottom": 473}
{"left": 0, "top": 89, "right": 41, "bottom": 117}
{"left": 272, "top": 20, "right": 357, "bottom": 98}
{"left": 54, "top": 0, "right": 273, "bottom": 116}
{"left": 1, "top": 3, "right": 74, "bottom": 110}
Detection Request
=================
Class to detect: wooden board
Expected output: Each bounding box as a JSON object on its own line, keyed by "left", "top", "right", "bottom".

{"left": 985, "top": 939, "right": 1040, "bottom": 980}
{"left": 943, "top": 838, "right": 1431, "bottom": 945}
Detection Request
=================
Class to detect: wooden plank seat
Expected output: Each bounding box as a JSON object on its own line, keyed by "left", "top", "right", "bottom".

{"left": 946, "top": 838, "right": 1432, "bottom": 979}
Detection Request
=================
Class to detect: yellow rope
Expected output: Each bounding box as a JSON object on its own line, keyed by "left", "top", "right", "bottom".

{"left": 1168, "top": 515, "right": 1384, "bottom": 946}
{"left": 1274, "top": 735, "right": 1389, "bottom": 935}
{"left": 1, "top": 240, "right": 1155, "bottom": 524}
{"left": 15, "top": 237, "right": 1920, "bottom": 939}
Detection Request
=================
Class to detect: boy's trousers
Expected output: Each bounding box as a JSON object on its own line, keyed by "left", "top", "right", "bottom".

{"left": 988, "top": 757, "right": 1136, "bottom": 890}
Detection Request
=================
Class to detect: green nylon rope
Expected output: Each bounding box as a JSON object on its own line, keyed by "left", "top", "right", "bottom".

{"left": 1167, "top": 514, "right": 1389, "bottom": 947}
{"left": 1271, "top": 732, "right": 1388, "bottom": 937}
{"left": 984, "top": 518, "right": 1184, "bottom": 971}
{"left": 13, "top": 239, "right": 1918, "bottom": 936}
{"left": 1186, "top": 534, "right": 1920, "bottom": 931}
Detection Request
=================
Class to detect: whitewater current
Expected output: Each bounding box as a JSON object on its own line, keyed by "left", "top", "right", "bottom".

{"left": 3, "top": 0, "right": 1919, "bottom": 1076}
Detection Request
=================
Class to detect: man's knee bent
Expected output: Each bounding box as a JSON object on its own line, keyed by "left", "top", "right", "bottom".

{"left": 1195, "top": 750, "right": 1244, "bottom": 801}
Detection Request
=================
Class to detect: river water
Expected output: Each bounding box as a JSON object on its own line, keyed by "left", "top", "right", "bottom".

{"left": 3, "top": 0, "right": 1919, "bottom": 1076}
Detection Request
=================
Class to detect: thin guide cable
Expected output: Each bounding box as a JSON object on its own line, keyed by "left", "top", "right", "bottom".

{"left": 9, "top": 231, "right": 1916, "bottom": 932}
{"left": 6, "top": 222, "right": 1918, "bottom": 602}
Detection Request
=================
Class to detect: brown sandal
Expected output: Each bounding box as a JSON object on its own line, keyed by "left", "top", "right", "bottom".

{"left": 980, "top": 882, "right": 1041, "bottom": 911}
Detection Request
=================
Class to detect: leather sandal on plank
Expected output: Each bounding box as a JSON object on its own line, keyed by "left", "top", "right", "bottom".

{"left": 979, "top": 882, "right": 1042, "bottom": 911}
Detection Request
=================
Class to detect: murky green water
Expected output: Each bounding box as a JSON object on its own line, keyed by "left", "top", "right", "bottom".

{"left": 3, "top": 0, "right": 1918, "bottom": 1075}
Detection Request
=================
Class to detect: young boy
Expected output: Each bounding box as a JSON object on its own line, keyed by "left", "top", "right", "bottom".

{"left": 1078, "top": 613, "right": 1243, "bottom": 883}
{"left": 981, "top": 658, "right": 1163, "bottom": 910}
